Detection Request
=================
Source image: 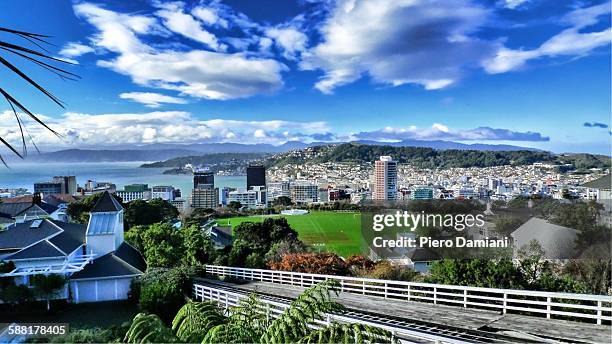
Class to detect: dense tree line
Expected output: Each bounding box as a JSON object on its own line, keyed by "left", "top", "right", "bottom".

{"left": 140, "top": 153, "right": 265, "bottom": 168}
{"left": 269, "top": 143, "right": 610, "bottom": 170}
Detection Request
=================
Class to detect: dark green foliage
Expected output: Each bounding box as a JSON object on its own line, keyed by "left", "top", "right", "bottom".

{"left": 44, "top": 324, "right": 130, "bottom": 343}
{"left": 272, "top": 196, "right": 293, "bottom": 206}
{"left": 427, "top": 259, "right": 527, "bottom": 289}
{"left": 140, "top": 153, "right": 265, "bottom": 168}
{"left": 427, "top": 257, "right": 586, "bottom": 293}
{"left": 298, "top": 323, "right": 396, "bottom": 344}
{"left": 0, "top": 283, "right": 33, "bottom": 306}
{"left": 30, "top": 274, "right": 66, "bottom": 311}
{"left": 138, "top": 266, "right": 203, "bottom": 323}
{"left": 124, "top": 280, "right": 395, "bottom": 343}
{"left": 124, "top": 313, "right": 178, "bottom": 343}
{"left": 227, "top": 201, "right": 242, "bottom": 211}
{"left": 140, "top": 223, "right": 184, "bottom": 267}
{"left": 182, "top": 225, "right": 216, "bottom": 266}
{"left": 269, "top": 143, "right": 610, "bottom": 170}
{"left": 261, "top": 280, "right": 345, "bottom": 343}
{"left": 229, "top": 217, "right": 304, "bottom": 268}
{"left": 563, "top": 258, "right": 612, "bottom": 294}
{"left": 172, "top": 301, "right": 226, "bottom": 342}
{"left": 128, "top": 222, "right": 216, "bottom": 268}
{"left": 124, "top": 199, "right": 179, "bottom": 228}
{"left": 124, "top": 225, "right": 147, "bottom": 253}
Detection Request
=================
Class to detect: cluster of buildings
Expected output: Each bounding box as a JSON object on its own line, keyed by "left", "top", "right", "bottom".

{"left": 115, "top": 184, "right": 185, "bottom": 212}
{"left": 266, "top": 157, "right": 609, "bottom": 203}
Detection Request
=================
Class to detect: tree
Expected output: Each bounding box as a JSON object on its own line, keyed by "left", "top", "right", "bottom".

{"left": 1, "top": 284, "right": 32, "bottom": 307}
{"left": 31, "top": 274, "right": 66, "bottom": 311}
{"left": 141, "top": 223, "right": 184, "bottom": 267}
{"left": 182, "top": 224, "right": 216, "bottom": 266}
{"left": 227, "top": 201, "right": 242, "bottom": 211}
{"left": 265, "top": 239, "right": 308, "bottom": 264}
{"left": 0, "top": 28, "right": 77, "bottom": 165}
{"left": 138, "top": 266, "right": 203, "bottom": 323}
{"left": 124, "top": 225, "right": 147, "bottom": 252}
{"left": 229, "top": 218, "right": 304, "bottom": 268}
{"left": 272, "top": 196, "right": 292, "bottom": 207}
{"left": 124, "top": 280, "right": 395, "bottom": 344}
{"left": 124, "top": 199, "right": 178, "bottom": 228}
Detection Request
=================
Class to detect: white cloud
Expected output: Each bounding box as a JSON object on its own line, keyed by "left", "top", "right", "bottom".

{"left": 154, "top": 1, "right": 226, "bottom": 51}
{"left": 192, "top": 6, "right": 228, "bottom": 28}
{"left": 483, "top": 3, "right": 611, "bottom": 73}
{"left": 352, "top": 124, "right": 550, "bottom": 142}
{"left": 59, "top": 42, "right": 95, "bottom": 58}
{"left": 119, "top": 92, "right": 187, "bottom": 108}
{"left": 301, "top": 0, "right": 493, "bottom": 93}
{"left": 74, "top": 2, "right": 286, "bottom": 100}
{"left": 265, "top": 27, "right": 308, "bottom": 60}
{"left": 502, "top": 0, "right": 529, "bottom": 9}
{"left": 0, "top": 110, "right": 330, "bottom": 147}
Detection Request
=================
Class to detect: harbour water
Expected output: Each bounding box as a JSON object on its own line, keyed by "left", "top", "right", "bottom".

{"left": 0, "top": 162, "right": 246, "bottom": 197}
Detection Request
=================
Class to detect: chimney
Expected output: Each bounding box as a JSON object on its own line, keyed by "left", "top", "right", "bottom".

{"left": 32, "top": 192, "right": 42, "bottom": 205}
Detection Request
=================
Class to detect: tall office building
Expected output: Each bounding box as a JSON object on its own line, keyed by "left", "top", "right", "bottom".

{"left": 290, "top": 181, "right": 319, "bottom": 204}
{"left": 373, "top": 156, "right": 397, "bottom": 201}
{"left": 191, "top": 170, "right": 218, "bottom": 209}
{"left": 34, "top": 182, "right": 63, "bottom": 195}
{"left": 190, "top": 188, "right": 219, "bottom": 209}
{"left": 246, "top": 165, "right": 266, "bottom": 189}
{"left": 193, "top": 171, "right": 214, "bottom": 189}
{"left": 52, "top": 176, "right": 77, "bottom": 195}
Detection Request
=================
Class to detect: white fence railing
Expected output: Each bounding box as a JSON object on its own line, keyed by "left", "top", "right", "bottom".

{"left": 205, "top": 265, "right": 612, "bottom": 325}
{"left": 193, "top": 283, "right": 469, "bottom": 343}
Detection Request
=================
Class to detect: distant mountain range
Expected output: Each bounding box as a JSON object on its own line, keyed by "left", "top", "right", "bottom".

{"left": 15, "top": 140, "right": 541, "bottom": 163}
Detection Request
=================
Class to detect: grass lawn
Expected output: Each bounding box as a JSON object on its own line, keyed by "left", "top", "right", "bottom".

{"left": 218, "top": 211, "right": 364, "bottom": 257}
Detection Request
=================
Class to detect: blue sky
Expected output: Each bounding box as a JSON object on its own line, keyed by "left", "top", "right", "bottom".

{"left": 0, "top": 0, "right": 610, "bottom": 154}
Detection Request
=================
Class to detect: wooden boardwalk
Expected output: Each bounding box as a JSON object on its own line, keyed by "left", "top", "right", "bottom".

{"left": 196, "top": 278, "right": 611, "bottom": 343}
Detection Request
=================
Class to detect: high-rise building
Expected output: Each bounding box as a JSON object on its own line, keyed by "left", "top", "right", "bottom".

{"left": 290, "top": 181, "right": 318, "bottom": 204}
{"left": 193, "top": 171, "right": 214, "bottom": 189}
{"left": 52, "top": 176, "right": 77, "bottom": 195}
{"left": 34, "top": 182, "right": 63, "bottom": 195}
{"left": 246, "top": 165, "right": 266, "bottom": 189}
{"left": 373, "top": 156, "right": 397, "bottom": 200}
{"left": 190, "top": 188, "right": 219, "bottom": 209}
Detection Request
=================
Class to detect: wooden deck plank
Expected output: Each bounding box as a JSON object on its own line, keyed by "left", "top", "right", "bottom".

{"left": 196, "top": 278, "right": 611, "bottom": 343}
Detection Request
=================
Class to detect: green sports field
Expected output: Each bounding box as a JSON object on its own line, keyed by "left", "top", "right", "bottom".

{"left": 218, "top": 211, "right": 364, "bottom": 257}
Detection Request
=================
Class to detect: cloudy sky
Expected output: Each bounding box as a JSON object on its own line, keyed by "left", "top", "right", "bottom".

{"left": 0, "top": 0, "right": 610, "bottom": 154}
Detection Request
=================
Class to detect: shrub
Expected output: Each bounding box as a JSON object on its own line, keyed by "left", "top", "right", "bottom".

{"left": 269, "top": 252, "right": 349, "bottom": 275}
{"left": 357, "top": 261, "right": 420, "bottom": 281}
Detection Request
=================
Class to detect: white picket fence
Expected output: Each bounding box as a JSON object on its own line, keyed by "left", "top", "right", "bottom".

{"left": 205, "top": 264, "right": 612, "bottom": 325}
{"left": 192, "top": 283, "right": 470, "bottom": 343}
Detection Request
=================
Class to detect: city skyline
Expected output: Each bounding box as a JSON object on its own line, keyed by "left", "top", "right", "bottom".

{"left": 0, "top": 0, "right": 610, "bottom": 154}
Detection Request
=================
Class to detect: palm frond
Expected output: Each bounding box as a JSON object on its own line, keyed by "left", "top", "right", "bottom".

{"left": 261, "top": 279, "right": 345, "bottom": 343}
{"left": 298, "top": 323, "right": 397, "bottom": 344}
{"left": 0, "top": 26, "right": 77, "bottom": 163}
{"left": 171, "top": 300, "right": 226, "bottom": 343}
{"left": 124, "top": 313, "right": 178, "bottom": 344}
{"left": 202, "top": 323, "right": 262, "bottom": 344}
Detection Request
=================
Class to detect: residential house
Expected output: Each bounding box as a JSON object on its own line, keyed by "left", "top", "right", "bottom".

{"left": 0, "top": 192, "right": 146, "bottom": 303}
